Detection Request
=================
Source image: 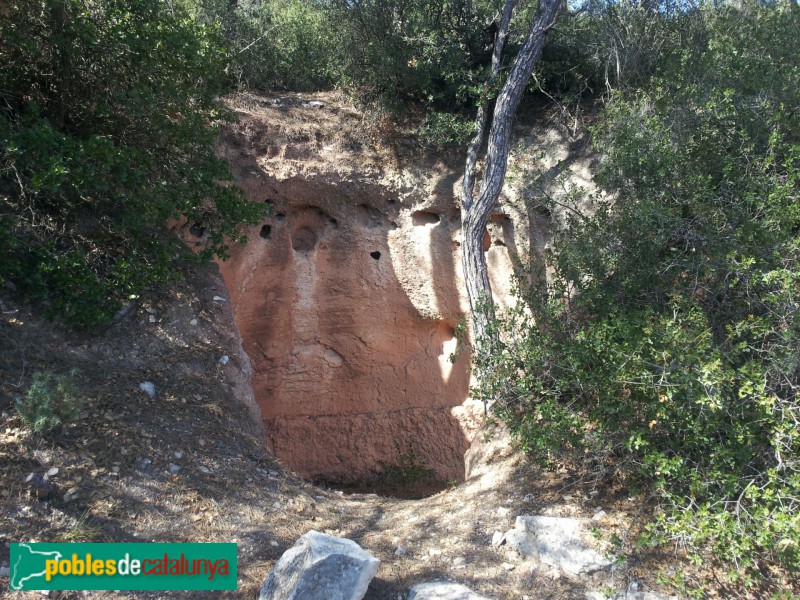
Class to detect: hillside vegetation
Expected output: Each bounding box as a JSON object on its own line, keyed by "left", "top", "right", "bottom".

{"left": 2, "top": 0, "right": 799, "bottom": 594}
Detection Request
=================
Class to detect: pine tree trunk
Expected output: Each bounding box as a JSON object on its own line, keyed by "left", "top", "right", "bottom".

{"left": 461, "top": 0, "right": 562, "bottom": 348}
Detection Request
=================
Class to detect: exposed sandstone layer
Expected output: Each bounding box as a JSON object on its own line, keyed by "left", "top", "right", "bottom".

{"left": 204, "top": 92, "right": 593, "bottom": 483}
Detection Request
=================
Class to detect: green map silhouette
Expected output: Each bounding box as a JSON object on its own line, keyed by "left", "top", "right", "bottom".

{"left": 10, "top": 544, "right": 62, "bottom": 590}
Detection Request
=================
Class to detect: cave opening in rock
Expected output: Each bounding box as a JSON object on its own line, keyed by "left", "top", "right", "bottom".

{"left": 260, "top": 224, "right": 272, "bottom": 239}
{"left": 370, "top": 251, "right": 381, "bottom": 260}
{"left": 411, "top": 210, "right": 441, "bottom": 226}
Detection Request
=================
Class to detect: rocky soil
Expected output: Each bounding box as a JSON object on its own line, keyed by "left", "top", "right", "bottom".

{"left": 1, "top": 257, "right": 697, "bottom": 599}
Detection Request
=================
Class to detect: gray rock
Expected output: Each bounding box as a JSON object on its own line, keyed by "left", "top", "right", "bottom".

{"left": 219, "top": 355, "right": 230, "bottom": 365}
{"left": 394, "top": 546, "right": 408, "bottom": 557}
{"left": 139, "top": 382, "right": 156, "bottom": 398}
{"left": 490, "top": 531, "right": 504, "bottom": 548}
{"left": 259, "top": 530, "right": 379, "bottom": 600}
{"left": 502, "top": 527, "right": 538, "bottom": 558}
{"left": 514, "top": 516, "right": 612, "bottom": 576}
{"left": 168, "top": 464, "right": 181, "bottom": 474}
{"left": 25, "top": 473, "right": 54, "bottom": 500}
{"left": 407, "top": 582, "right": 492, "bottom": 600}
{"left": 0, "top": 566, "right": 10, "bottom": 577}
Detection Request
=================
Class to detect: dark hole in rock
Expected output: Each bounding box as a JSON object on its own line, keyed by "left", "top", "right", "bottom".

{"left": 189, "top": 223, "right": 205, "bottom": 238}
{"left": 493, "top": 239, "right": 506, "bottom": 247}
{"left": 412, "top": 210, "right": 441, "bottom": 226}
{"left": 330, "top": 218, "right": 338, "bottom": 228}
{"left": 260, "top": 224, "right": 272, "bottom": 240}
{"left": 370, "top": 251, "right": 381, "bottom": 260}
{"left": 292, "top": 227, "right": 318, "bottom": 252}
{"left": 388, "top": 199, "right": 396, "bottom": 205}
{"left": 276, "top": 212, "right": 286, "bottom": 221}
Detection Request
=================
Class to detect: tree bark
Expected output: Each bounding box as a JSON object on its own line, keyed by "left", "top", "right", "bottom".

{"left": 461, "top": 0, "right": 562, "bottom": 349}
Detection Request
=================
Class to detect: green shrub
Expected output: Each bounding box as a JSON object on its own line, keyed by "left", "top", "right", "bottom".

{"left": 0, "top": 0, "right": 265, "bottom": 326}
{"left": 188, "top": 0, "right": 336, "bottom": 92}
{"left": 15, "top": 370, "right": 82, "bottom": 434}
{"left": 415, "top": 111, "right": 476, "bottom": 146}
{"left": 480, "top": 1, "right": 800, "bottom": 580}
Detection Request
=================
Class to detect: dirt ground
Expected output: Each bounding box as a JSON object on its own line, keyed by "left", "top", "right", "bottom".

{"left": 0, "top": 256, "right": 754, "bottom": 600}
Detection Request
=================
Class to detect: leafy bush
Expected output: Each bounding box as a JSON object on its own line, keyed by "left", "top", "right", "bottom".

{"left": 0, "top": 0, "right": 264, "bottom": 326}
{"left": 186, "top": 0, "right": 335, "bottom": 92}
{"left": 15, "top": 370, "right": 81, "bottom": 434}
{"left": 187, "top": 0, "right": 498, "bottom": 110}
{"left": 415, "top": 111, "right": 476, "bottom": 146}
{"left": 480, "top": 1, "right": 800, "bottom": 579}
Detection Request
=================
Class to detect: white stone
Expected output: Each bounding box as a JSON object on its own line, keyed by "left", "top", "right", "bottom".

{"left": 138, "top": 382, "right": 156, "bottom": 397}
{"left": 259, "top": 531, "right": 379, "bottom": 600}
{"left": 407, "top": 582, "right": 492, "bottom": 600}
{"left": 219, "top": 355, "right": 229, "bottom": 365}
{"left": 515, "top": 516, "right": 612, "bottom": 577}
{"left": 502, "top": 528, "right": 538, "bottom": 559}
{"left": 491, "top": 531, "right": 504, "bottom": 548}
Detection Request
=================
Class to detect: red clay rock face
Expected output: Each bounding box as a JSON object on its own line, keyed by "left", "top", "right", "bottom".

{"left": 218, "top": 197, "right": 475, "bottom": 482}
{"left": 211, "top": 93, "right": 531, "bottom": 484}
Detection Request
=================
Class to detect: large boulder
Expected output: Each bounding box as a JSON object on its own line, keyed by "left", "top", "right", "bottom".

{"left": 408, "top": 581, "right": 493, "bottom": 600}
{"left": 259, "top": 531, "right": 380, "bottom": 600}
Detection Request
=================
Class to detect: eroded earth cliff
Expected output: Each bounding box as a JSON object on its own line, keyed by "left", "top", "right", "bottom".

{"left": 196, "top": 92, "right": 595, "bottom": 484}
